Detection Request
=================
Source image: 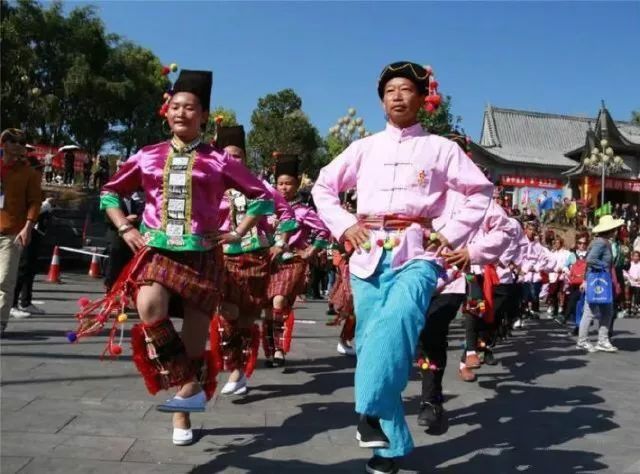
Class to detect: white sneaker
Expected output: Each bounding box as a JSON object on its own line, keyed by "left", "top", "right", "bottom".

{"left": 547, "top": 307, "right": 554, "bottom": 315}
{"left": 617, "top": 310, "right": 626, "bottom": 319}
{"left": 595, "top": 341, "right": 618, "bottom": 352}
{"left": 10, "top": 307, "right": 31, "bottom": 319}
{"left": 172, "top": 427, "right": 193, "bottom": 446}
{"left": 337, "top": 341, "right": 356, "bottom": 356}
{"left": 220, "top": 375, "right": 248, "bottom": 395}
{"left": 576, "top": 341, "right": 597, "bottom": 353}
{"left": 18, "top": 304, "right": 44, "bottom": 315}
{"left": 512, "top": 319, "right": 522, "bottom": 329}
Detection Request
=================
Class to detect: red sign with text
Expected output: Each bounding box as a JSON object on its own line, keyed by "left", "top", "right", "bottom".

{"left": 500, "top": 175, "right": 563, "bottom": 189}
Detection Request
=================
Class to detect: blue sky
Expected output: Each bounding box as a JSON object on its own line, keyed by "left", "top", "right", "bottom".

{"left": 62, "top": 1, "right": 639, "bottom": 140}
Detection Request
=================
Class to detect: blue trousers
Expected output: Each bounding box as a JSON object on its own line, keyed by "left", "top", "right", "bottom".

{"left": 350, "top": 251, "right": 438, "bottom": 458}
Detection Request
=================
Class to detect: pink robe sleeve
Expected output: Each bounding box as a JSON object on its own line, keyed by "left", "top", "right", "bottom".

{"left": 302, "top": 207, "right": 331, "bottom": 241}
{"left": 221, "top": 153, "right": 273, "bottom": 204}
{"left": 438, "top": 143, "right": 493, "bottom": 248}
{"left": 311, "top": 143, "right": 360, "bottom": 240}
{"left": 101, "top": 150, "right": 142, "bottom": 198}
{"left": 498, "top": 219, "right": 524, "bottom": 266}
{"left": 468, "top": 203, "right": 521, "bottom": 265}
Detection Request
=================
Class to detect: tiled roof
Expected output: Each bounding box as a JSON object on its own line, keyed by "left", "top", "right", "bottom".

{"left": 478, "top": 105, "right": 640, "bottom": 169}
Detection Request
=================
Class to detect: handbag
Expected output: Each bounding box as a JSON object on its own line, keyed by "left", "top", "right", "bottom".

{"left": 585, "top": 269, "right": 613, "bottom": 304}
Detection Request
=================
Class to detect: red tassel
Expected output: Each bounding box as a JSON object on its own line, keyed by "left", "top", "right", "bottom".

{"left": 209, "top": 315, "right": 224, "bottom": 372}
{"left": 482, "top": 264, "right": 500, "bottom": 324}
{"left": 130, "top": 323, "right": 162, "bottom": 395}
{"left": 201, "top": 350, "right": 218, "bottom": 401}
{"left": 243, "top": 324, "right": 261, "bottom": 378}
{"left": 283, "top": 310, "right": 295, "bottom": 353}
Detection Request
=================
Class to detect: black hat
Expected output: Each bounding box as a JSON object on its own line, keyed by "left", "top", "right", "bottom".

{"left": 172, "top": 69, "right": 213, "bottom": 111}
{"left": 274, "top": 153, "right": 299, "bottom": 179}
{"left": 216, "top": 125, "right": 245, "bottom": 152}
{"left": 377, "top": 62, "right": 430, "bottom": 99}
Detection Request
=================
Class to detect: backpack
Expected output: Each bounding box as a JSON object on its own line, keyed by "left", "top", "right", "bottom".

{"left": 568, "top": 258, "right": 587, "bottom": 286}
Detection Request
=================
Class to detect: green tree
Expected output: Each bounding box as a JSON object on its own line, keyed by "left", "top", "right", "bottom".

{"left": 247, "top": 89, "right": 321, "bottom": 174}
{"left": 632, "top": 110, "right": 640, "bottom": 125}
{"left": 1, "top": 0, "right": 167, "bottom": 157}
{"left": 107, "top": 42, "right": 169, "bottom": 156}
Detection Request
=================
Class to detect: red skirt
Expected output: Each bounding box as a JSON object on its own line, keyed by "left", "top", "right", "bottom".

{"left": 267, "top": 256, "right": 307, "bottom": 301}
{"left": 223, "top": 249, "right": 270, "bottom": 313}
{"left": 328, "top": 260, "right": 353, "bottom": 315}
{"left": 135, "top": 247, "right": 224, "bottom": 314}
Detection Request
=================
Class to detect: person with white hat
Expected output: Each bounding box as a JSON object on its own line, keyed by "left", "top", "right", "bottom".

{"left": 576, "top": 214, "right": 625, "bottom": 353}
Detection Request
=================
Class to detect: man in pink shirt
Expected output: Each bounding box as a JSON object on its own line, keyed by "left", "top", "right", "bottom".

{"left": 312, "top": 61, "right": 493, "bottom": 474}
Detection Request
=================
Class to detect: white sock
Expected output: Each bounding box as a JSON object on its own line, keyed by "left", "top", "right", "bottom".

{"left": 466, "top": 351, "right": 477, "bottom": 356}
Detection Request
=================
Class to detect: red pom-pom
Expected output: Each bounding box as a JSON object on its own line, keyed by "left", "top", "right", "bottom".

{"left": 425, "top": 103, "right": 435, "bottom": 113}
{"left": 429, "top": 80, "right": 439, "bottom": 90}
{"left": 158, "top": 103, "right": 169, "bottom": 117}
{"left": 427, "top": 95, "right": 442, "bottom": 107}
{"left": 376, "top": 239, "right": 385, "bottom": 247}
{"left": 161, "top": 66, "right": 171, "bottom": 76}
{"left": 109, "top": 344, "right": 122, "bottom": 356}
{"left": 77, "top": 297, "right": 90, "bottom": 308}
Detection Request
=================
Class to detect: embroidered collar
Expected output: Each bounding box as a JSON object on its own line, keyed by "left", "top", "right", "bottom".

{"left": 384, "top": 122, "right": 425, "bottom": 142}
{"left": 171, "top": 136, "right": 202, "bottom": 153}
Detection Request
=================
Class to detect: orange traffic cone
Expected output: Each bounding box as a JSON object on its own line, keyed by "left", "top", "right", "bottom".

{"left": 46, "top": 246, "right": 61, "bottom": 283}
{"left": 88, "top": 251, "right": 101, "bottom": 278}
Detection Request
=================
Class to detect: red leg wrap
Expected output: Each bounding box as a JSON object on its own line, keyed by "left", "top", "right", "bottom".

{"left": 340, "top": 315, "right": 356, "bottom": 342}
{"left": 130, "top": 318, "right": 196, "bottom": 395}
{"left": 262, "top": 319, "right": 275, "bottom": 359}
{"left": 242, "top": 324, "right": 261, "bottom": 378}
{"left": 193, "top": 351, "right": 218, "bottom": 401}
{"left": 282, "top": 310, "right": 295, "bottom": 354}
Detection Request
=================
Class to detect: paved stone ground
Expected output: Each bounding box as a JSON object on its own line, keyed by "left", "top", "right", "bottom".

{"left": 1, "top": 273, "right": 640, "bottom": 473}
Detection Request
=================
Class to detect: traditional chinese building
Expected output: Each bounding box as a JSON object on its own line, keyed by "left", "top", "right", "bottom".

{"left": 470, "top": 103, "right": 640, "bottom": 209}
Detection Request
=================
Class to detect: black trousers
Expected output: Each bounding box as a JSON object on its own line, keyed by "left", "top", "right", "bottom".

{"left": 63, "top": 168, "right": 75, "bottom": 184}
{"left": 419, "top": 293, "right": 465, "bottom": 404}
{"left": 564, "top": 285, "right": 582, "bottom": 325}
{"left": 13, "top": 232, "right": 42, "bottom": 307}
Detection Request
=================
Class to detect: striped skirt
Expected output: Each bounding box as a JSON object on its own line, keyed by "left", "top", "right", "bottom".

{"left": 223, "top": 249, "right": 270, "bottom": 314}
{"left": 135, "top": 247, "right": 224, "bottom": 314}
{"left": 329, "top": 260, "right": 353, "bottom": 315}
{"left": 267, "top": 256, "right": 307, "bottom": 302}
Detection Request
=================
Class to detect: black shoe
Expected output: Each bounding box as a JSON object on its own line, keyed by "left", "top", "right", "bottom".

{"left": 272, "top": 355, "right": 285, "bottom": 367}
{"left": 356, "top": 415, "right": 389, "bottom": 449}
{"left": 483, "top": 350, "right": 498, "bottom": 366}
{"left": 365, "top": 455, "right": 399, "bottom": 474}
{"left": 417, "top": 402, "right": 446, "bottom": 430}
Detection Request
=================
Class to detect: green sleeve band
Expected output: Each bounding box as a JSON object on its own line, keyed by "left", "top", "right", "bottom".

{"left": 278, "top": 219, "right": 298, "bottom": 233}
{"left": 99, "top": 194, "right": 120, "bottom": 210}
{"left": 313, "top": 238, "right": 330, "bottom": 249}
{"left": 246, "top": 199, "right": 274, "bottom": 216}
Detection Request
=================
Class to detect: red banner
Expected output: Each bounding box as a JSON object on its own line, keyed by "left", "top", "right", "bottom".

{"left": 29, "top": 144, "right": 88, "bottom": 172}
{"left": 500, "top": 175, "right": 563, "bottom": 189}
{"left": 604, "top": 177, "right": 640, "bottom": 193}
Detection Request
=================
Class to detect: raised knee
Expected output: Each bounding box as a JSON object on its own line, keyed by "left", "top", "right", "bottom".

{"left": 273, "top": 295, "right": 287, "bottom": 310}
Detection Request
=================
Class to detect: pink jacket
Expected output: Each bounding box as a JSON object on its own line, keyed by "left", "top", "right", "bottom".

{"left": 312, "top": 123, "right": 492, "bottom": 279}
{"left": 520, "top": 239, "right": 554, "bottom": 283}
